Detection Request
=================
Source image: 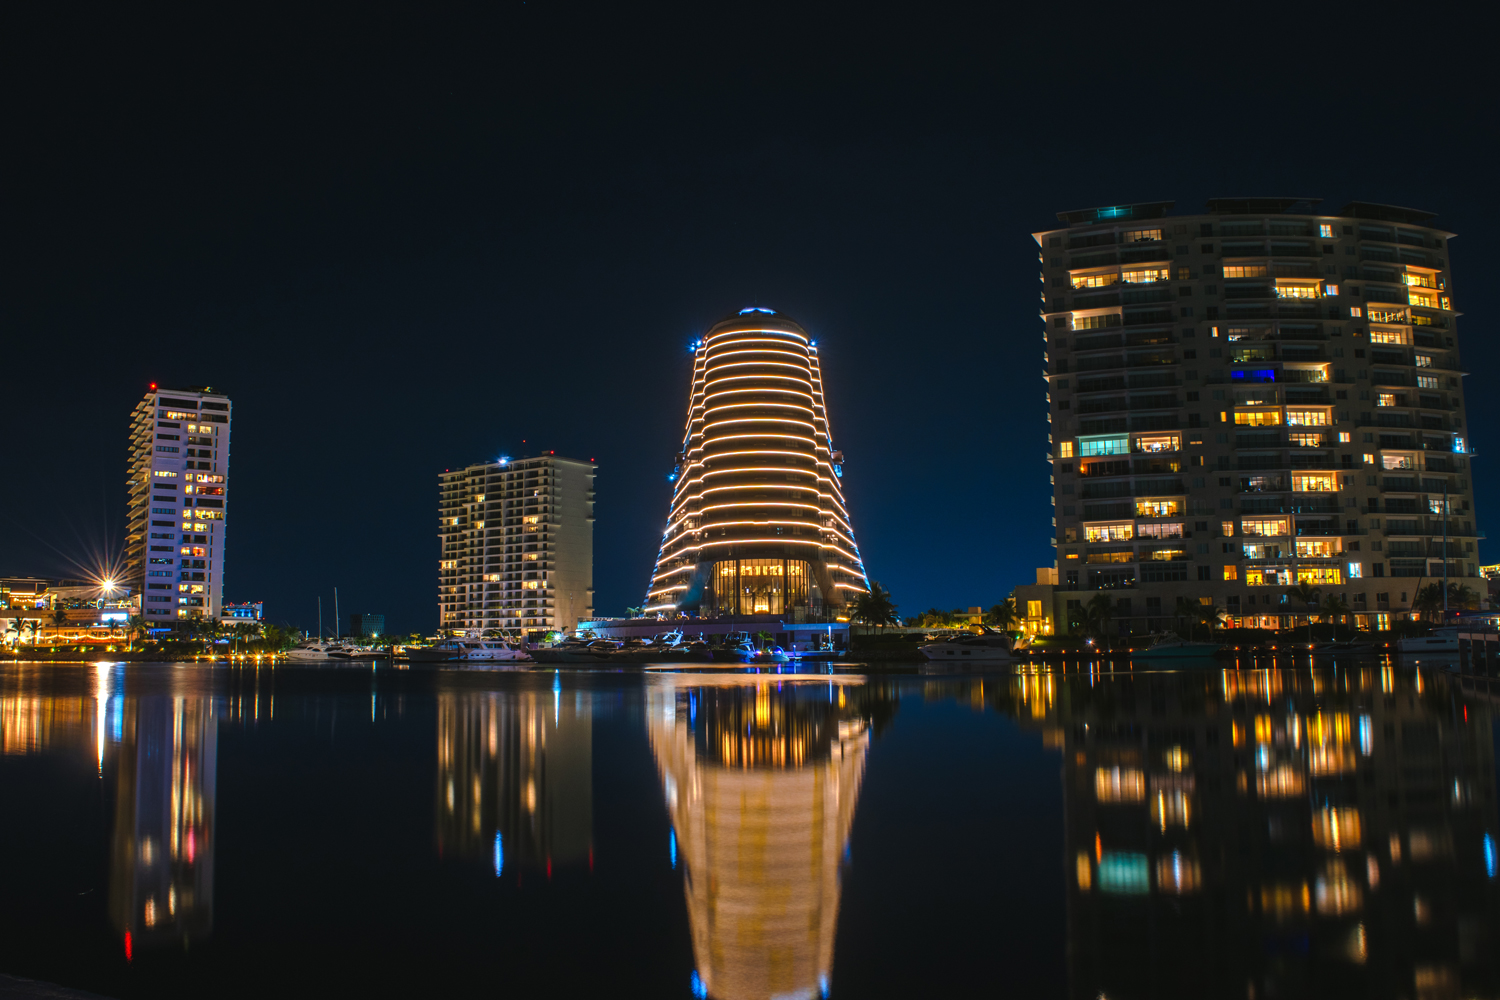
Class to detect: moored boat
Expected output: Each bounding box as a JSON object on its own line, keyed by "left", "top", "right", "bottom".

{"left": 1132, "top": 633, "right": 1223, "bottom": 660}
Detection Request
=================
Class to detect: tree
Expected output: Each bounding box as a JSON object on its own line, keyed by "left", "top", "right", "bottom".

{"left": 1412, "top": 584, "right": 1445, "bottom": 623}
{"left": 849, "top": 582, "right": 899, "bottom": 628}
{"left": 1173, "top": 598, "right": 1201, "bottom": 640}
{"left": 1083, "top": 593, "right": 1116, "bottom": 651}
{"left": 1196, "top": 604, "right": 1227, "bottom": 642}
{"left": 124, "top": 614, "right": 148, "bottom": 652}
{"left": 1320, "top": 595, "right": 1351, "bottom": 635}
{"left": 50, "top": 606, "right": 69, "bottom": 626}
{"left": 6, "top": 617, "right": 32, "bottom": 646}
{"left": 1447, "top": 582, "right": 1480, "bottom": 612}
{"left": 1284, "top": 581, "right": 1322, "bottom": 643}
{"left": 984, "top": 599, "right": 1020, "bottom": 633}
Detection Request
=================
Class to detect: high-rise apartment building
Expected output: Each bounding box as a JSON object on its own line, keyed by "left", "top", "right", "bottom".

{"left": 124, "top": 386, "right": 232, "bottom": 625}
{"left": 1033, "top": 199, "right": 1479, "bottom": 634}
{"left": 644, "top": 309, "right": 868, "bottom": 617}
{"left": 438, "top": 454, "right": 595, "bottom": 634}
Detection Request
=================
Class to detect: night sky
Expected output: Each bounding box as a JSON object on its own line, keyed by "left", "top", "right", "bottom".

{"left": 5, "top": 3, "right": 1498, "bottom": 634}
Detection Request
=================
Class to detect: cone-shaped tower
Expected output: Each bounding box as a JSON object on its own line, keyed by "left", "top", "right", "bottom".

{"left": 644, "top": 309, "right": 868, "bottom": 617}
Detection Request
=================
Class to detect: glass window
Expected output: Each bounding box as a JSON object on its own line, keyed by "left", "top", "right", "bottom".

{"left": 1297, "top": 566, "right": 1344, "bottom": 585}
{"left": 1135, "top": 522, "right": 1184, "bottom": 539}
{"left": 1134, "top": 433, "right": 1180, "bottom": 453}
{"left": 1234, "top": 411, "right": 1282, "bottom": 427}
{"left": 1369, "top": 328, "right": 1411, "bottom": 345}
{"left": 1292, "top": 474, "right": 1337, "bottom": 492}
{"left": 1285, "top": 410, "right": 1329, "bottom": 426}
{"left": 1376, "top": 394, "right": 1397, "bottom": 407}
{"left": 1120, "top": 267, "right": 1170, "bottom": 284}
{"left": 1223, "top": 565, "right": 1238, "bottom": 580}
{"left": 1057, "top": 441, "right": 1075, "bottom": 458}
{"left": 1122, "top": 229, "right": 1163, "bottom": 243}
{"left": 1222, "top": 265, "right": 1269, "bottom": 278}
{"left": 1135, "top": 499, "right": 1180, "bottom": 518}
{"left": 1414, "top": 354, "right": 1432, "bottom": 368}
{"left": 1071, "top": 272, "right": 1120, "bottom": 289}
{"left": 1079, "top": 435, "right": 1130, "bottom": 457}
{"left": 1242, "top": 518, "right": 1290, "bottom": 536}
{"left": 1085, "top": 523, "right": 1134, "bottom": 542}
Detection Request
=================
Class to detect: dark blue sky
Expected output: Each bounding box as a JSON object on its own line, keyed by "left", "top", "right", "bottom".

{"left": 4, "top": 3, "right": 1498, "bottom": 634}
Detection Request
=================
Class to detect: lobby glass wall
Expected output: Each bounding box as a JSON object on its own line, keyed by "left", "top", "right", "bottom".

{"left": 709, "top": 559, "right": 810, "bottom": 615}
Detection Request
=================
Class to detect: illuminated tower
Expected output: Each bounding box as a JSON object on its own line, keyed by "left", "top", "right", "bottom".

{"left": 645, "top": 309, "right": 867, "bottom": 617}
{"left": 123, "top": 385, "right": 232, "bottom": 625}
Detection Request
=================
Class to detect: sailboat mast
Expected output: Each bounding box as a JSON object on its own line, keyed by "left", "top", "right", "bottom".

{"left": 318, "top": 596, "right": 322, "bottom": 640}
{"left": 335, "top": 587, "right": 340, "bottom": 640}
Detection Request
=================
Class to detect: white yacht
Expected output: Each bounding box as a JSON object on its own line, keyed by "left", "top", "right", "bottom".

{"left": 285, "top": 641, "right": 358, "bottom": 661}
{"left": 1397, "top": 627, "right": 1459, "bottom": 653}
{"left": 408, "top": 638, "right": 531, "bottom": 664}
{"left": 918, "top": 632, "right": 1014, "bottom": 662}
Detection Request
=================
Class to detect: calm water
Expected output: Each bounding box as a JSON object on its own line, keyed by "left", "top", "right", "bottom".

{"left": 0, "top": 660, "right": 1496, "bottom": 999}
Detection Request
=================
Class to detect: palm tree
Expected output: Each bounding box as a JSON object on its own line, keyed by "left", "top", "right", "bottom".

{"left": 849, "top": 582, "right": 899, "bottom": 628}
{"left": 1173, "top": 597, "right": 1201, "bottom": 640}
{"left": 1196, "top": 604, "right": 1227, "bottom": 642}
{"left": 1084, "top": 593, "right": 1115, "bottom": 651}
{"left": 6, "top": 617, "right": 30, "bottom": 646}
{"left": 1320, "top": 595, "right": 1351, "bottom": 636}
{"left": 124, "top": 614, "right": 147, "bottom": 652}
{"left": 919, "top": 607, "right": 947, "bottom": 627}
{"left": 1412, "top": 583, "right": 1445, "bottom": 623}
{"left": 1284, "top": 581, "right": 1321, "bottom": 643}
{"left": 50, "top": 606, "right": 69, "bottom": 626}
{"left": 984, "top": 599, "right": 1020, "bottom": 633}
{"left": 1447, "top": 582, "right": 1479, "bottom": 612}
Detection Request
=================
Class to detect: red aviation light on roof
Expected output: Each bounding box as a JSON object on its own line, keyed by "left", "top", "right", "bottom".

{"left": 149, "top": 383, "right": 157, "bottom": 391}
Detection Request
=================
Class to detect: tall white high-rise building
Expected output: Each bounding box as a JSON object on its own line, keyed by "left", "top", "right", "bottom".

{"left": 124, "top": 386, "right": 232, "bottom": 625}
{"left": 438, "top": 454, "right": 595, "bottom": 635}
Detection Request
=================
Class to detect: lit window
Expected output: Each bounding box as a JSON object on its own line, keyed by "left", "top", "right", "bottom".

{"left": 1285, "top": 410, "right": 1329, "bottom": 427}
{"left": 1085, "top": 523, "right": 1134, "bottom": 542}
{"left": 1027, "top": 600, "right": 1043, "bottom": 618}
{"left": 1370, "top": 329, "right": 1411, "bottom": 345}
{"left": 1135, "top": 522, "right": 1184, "bottom": 539}
{"left": 1319, "top": 224, "right": 1334, "bottom": 238}
{"left": 1135, "top": 499, "right": 1180, "bottom": 518}
{"left": 1402, "top": 271, "right": 1436, "bottom": 289}
{"left": 153, "top": 470, "right": 177, "bottom": 478}
{"left": 1120, "top": 267, "right": 1170, "bottom": 284}
{"left": 1222, "top": 265, "right": 1269, "bottom": 278}
{"left": 1221, "top": 521, "right": 1235, "bottom": 536}
{"left": 1376, "top": 394, "right": 1397, "bottom": 407}
{"left": 1338, "top": 432, "right": 1352, "bottom": 443}
{"left": 1369, "top": 308, "right": 1404, "bottom": 323}
{"left": 1072, "top": 314, "right": 1118, "bottom": 331}
{"left": 1079, "top": 434, "right": 1129, "bottom": 457}
{"left": 1133, "top": 433, "right": 1180, "bottom": 453}
{"left": 1296, "top": 539, "right": 1340, "bottom": 558}
{"left": 1288, "top": 432, "right": 1324, "bottom": 448}
{"left": 1223, "top": 565, "right": 1238, "bottom": 581}
{"left": 1408, "top": 289, "right": 1438, "bottom": 308}
{"left": 1234, "top": 411, "right": 1282, "bottom": 427}
{"left": 1324, "top": 284, "right": 1339, "bottom": 296}
{"left": 1242, "top": 518, "right": 1290, "bottom": 537}
{"left": 1122, "top": 228, "right": 1163, "bottom": 243}
{"left": 1245, "top": 566, "right": 1293, "bottom": 587}
{"left": 1292, "top": 474, "right": 1337, "bottom": 493}
{"left": 1071, "top": 272, "right": 1120, "bottom": 289}
{"left": 1057, "top": 441, "right": 1075, "bottom": 458}
{"left": 1363, "top": 453, "right": 1375, "bottom": 465}
{"left": 1415, "top": 354, "right": 1432, "bottom": 368}
{"left": 1382, "top": 454, "right": 1414, "bottom": 470}
{"left": 1297, "top": 566, "right": 1344, "bottom": 585}
{"left": 1349, "top": 307, "right": 1362, "bottom": 318}
{"left": 1275, "top": 284, "right": 1320, "bottom": 299}
{"left": 1348, "top": 562, "right": 1363, "bottom": 579}
{"left": 1095, "top": 767, "right": 1146, "bottom": 802}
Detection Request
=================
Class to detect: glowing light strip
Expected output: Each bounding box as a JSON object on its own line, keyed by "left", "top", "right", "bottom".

{"left": 699, "top": 501, "right": 821, "bottom": 514}
{"left": 705, "top": 360, "right": 811, "bottom": 374}
{"left": 701, "top": 402, "right": 817, "bottom": 417}
{"left": 703, "top": 388, "right": 816, "bottom": 404}
{"left": 703, "top": 417, "right": 817, "bottom": 431}
{"left": 703, "top": 374, "right": 815, "bottom": 390}
{"left": 699, "top": 433, "right": 819, "bottom": 447}
{"left": 705, "top": 348, "right": 810, "bottom": 363}
{"left": 704, "top": 328, "right": 809, "bottom": 345}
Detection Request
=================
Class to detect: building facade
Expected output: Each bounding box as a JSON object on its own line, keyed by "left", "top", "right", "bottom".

{"left": 222, "top": 601, "right": 264, "bottom": 622}
{"left": 123, "top": 386, "right": 232, "bottom": 626}
{"left": 1035, "top": 200, "right": 1479, "bottom": 634}
{"left": 438, "top": 454, "right": 595, "bottom": 635}
{"left": 347, "top": 612, "right": 384, "bottom": 637}
{"left": 644, "top": 309, "right": 869, "bottom": 618}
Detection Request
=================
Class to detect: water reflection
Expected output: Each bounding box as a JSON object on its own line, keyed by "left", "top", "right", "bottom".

{"left": 436, "top": 676, "right": 593, "bottom": 872}
{"left": 970, "top": 664, "right": 1500, "bottom": 1000}
{"left": 647, "top": 676, "right": 897, "bottom": 1000}
{"left": 108, "top": 687, "right": 217, "bottom": 952}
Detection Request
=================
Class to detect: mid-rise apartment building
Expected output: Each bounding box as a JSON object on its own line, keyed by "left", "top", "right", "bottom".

{"left": 438, "top": 454, "right": 595, "bottom": 635}
{"left": 123, "top": 386, "right": 232, "bottom": 625}
{"left": 1033, "top": 199, "right": 1478, "bottom": 634}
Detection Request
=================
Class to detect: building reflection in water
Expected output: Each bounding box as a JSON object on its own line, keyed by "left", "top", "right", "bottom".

{"left": 435, "top": 676, "right": 593, "bottom": 873}
{"left": 647, "top": 676, "right": 896, "bottom": 1000}
{"left": 1, "top": 665, "right": 219, "bottom": 953}
{"left": 971, "top": 663, "right": 1500, "bottom": 1000}
{"left": 107, "top": 682, "right": 218, "bottom": 953}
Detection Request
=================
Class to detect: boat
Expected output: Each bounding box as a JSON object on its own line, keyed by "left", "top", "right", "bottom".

{"left": 409, "top": 637, "right": 532, "bottom": 664}
{"left": 1397, "top": 627, "right": 1459, "bottom": 653}
{"left": 286, "top": 641, "right": 349, "bottom": 661}
{"left": 1311, "top": 640, "right": 1377, "bottom": 656}
{"left": 1132, "top": 633, "right": 1223, "bottom": 660}
{"left": 530, "top": 637, "right": 617, "bottom": 664}
{"left": 918, "top": 632, "right": 1013, "bottom": 662}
